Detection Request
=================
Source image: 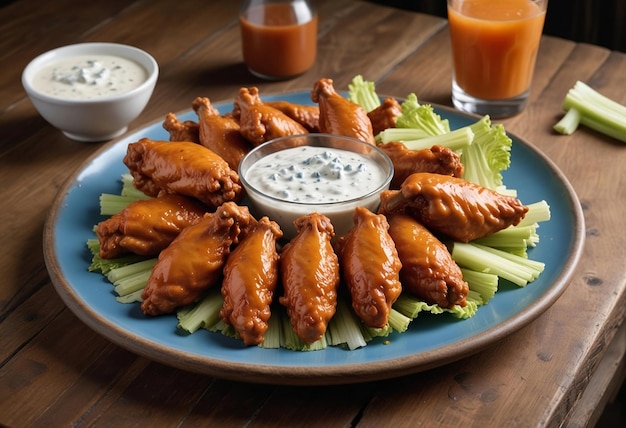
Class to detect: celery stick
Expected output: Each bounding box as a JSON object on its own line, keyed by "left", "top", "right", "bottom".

{"left": 87, "top": 239, "right": 150, "bottom": 274}
{"left": 327, "top": 300, "right": 368, "bottom": 350}
{"left": 555, "top": 81, "right": 626, "bottom": 142}
{"left": 106, "top": 258, "right": 157, "bottom": 284}
{"left": 219, "top": 323, "right": 238, "bottom": 339}
{"left": 206, "top": 318, "right": 229, "bottom": 333}
{"left": 177, "top": 290, "right": 223, "bottom": 334}
{"left": 452, "top": 242, "right": 544, "bottom": 287}
{"left": 393, "top": 294, "right": 439, "bottom": 318}
{"left": 472, "top": 225, "right": 537, "bottom": 252}
{"left": 99, "top": 194, "right": 139, "bottom": 216}
{"left": 259, "top": 311, "right": 282, "bottom": 349}
{"left": 388, "top": 308, "right": 411, "bottom": 333}
{"left": 460, "top": 268, "right": 498, "bottom": 303}
{"left": 399, "top": 127, "right": 474, "bottom": 152}
{"left": 362, "top": 323, "right": 392, "bottom": 341}
{"left": 116, "top": 289, "right": 143, "bottom": 304}
{"left": 348, "top": 75, "right": 381, "bottom": 113}
{"left": 112, "top": 270, "right": 152, "bottom": 296}
{"left": 462, "top": 117, "right": 512, "bottom": 191}
{"left": 553, "top": 107, "right": 581, "bottom": 135}
{"left": 281, "top": 315, "right": 327, "bottom": 351}
{"left": 376, "top": 127, "right": 430, "bottom": 144}
{"left": 446, "top": 301, "right": 478, "bottom": 319}
{"left": 517, "top": 200, "right": 551, "bottom": 227}
{"left": 467, "top": 289, "right": 485, "bottom": 305}
{"left": 396, "top": 94, "right": 451, "bottom": 135}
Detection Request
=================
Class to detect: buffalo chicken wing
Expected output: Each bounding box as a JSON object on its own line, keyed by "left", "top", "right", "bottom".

{"left": 141, "top": 202, "right": 256, "bottom": 316}
{"left": 220, "top": 217, "right": 283, "bottom": 346}
{"left": 192, "top": 96, "right": 251, "bottom": 170}
{"left": 162, "top": 112, "right": 200, "bottom": 143}
{"left": 311, "top": 78, "right": 376, "bottom": 145}
{"left": 123, "top": 138, "right": 242, "bottom": 208}
{"left": 367, "top": 97, "right": 402, "bottom": 136}
{"left": 95, "top": 194, "right": 207, "bottom": 259}
{"left": 335, "top": 206, "right": 402, "bottom": 328}
{"left": 380, "top": 172, "right": 528, "bottom": 242}
{"left": 265, "top": 100, "right": 320, "bottom": 132}
{"left": 279, "top": 213, "right": 340, "bottom": 344}
{"left": 387, "top": 212, "right": 468, "bottom": 308}
{"left": 380, "top": 143, "right": 464, "bottom": 189}
{"left": 232, "top": 87, "right": 308, "bottom": 146}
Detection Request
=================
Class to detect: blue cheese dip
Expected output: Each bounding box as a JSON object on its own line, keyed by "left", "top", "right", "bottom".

{"left": 244, "top": 146, "right": 387, "bottom": 203}
{"left": 243, "top": 144, "right": 391, "bottom": 239}
{"left": 31, "top": 55, "right": 148, "bottom": 99}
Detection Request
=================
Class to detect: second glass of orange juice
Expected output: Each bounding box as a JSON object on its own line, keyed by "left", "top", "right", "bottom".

{"left": 447, "top": 0, "right": 547, "bottom": 117}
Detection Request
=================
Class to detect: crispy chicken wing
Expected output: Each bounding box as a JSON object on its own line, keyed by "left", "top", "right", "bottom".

{"left": 310, "top": 78, "right": 376, "bottom": 145}
{"left": 141, "top": 202, "right": 256, "bottom": 316}
{"left": 123, "top": 138, "right": 243, "bottom": 208}
{"left": 220, "top": 217, "right": 283, "bottom": 346}
{"left": 265, "top": 100, "right": 320, "bottom": 132}
{"left": 192, "top": 96, "right": 251, "bottom": 171}
{"left": 232, "top": 87, "right": 308, "bottom": 146}
{"left": 95, "top": 194, "right": 207, "bottom": 259}
{"left": 380, "top": 143, "right": 464, "bottom": 189}
{"left": 380, "top": 172, "right": 528, "bottom": 242}
{"left": 335, "top": 206, "right": 402, "bottom": 328}
{"left": 279, "top": 213, "right": 340, "bottom": 344}
{"left": 387, "top": 212, "right": 468, "bottom": 308}
{"left": 162, "top": 112, "right": 200, "bottom": 143}
{"left": 368, "top": 97, "right": 402, "bottom": 136}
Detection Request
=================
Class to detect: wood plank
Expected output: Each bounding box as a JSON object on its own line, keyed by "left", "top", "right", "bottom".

{"left": 0, "top": 305, "right": 126, "bottom": 426}
{"left": 567, "top": 321, "right": 626, "bottom": 427}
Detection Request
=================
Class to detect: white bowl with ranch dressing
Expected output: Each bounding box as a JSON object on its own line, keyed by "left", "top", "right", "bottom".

{"left": 239, "top": 133, "right": 394, "bottom": 240}
{"left": 22, "top": 42, "right": 158, "bottom": 142}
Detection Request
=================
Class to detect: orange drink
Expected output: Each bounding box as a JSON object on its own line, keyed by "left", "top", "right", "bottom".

{"left": 448, "top": 0, "right": 547, "bottom": 117}
{"left": 240, "top": 0, "right": 317, "bottom": 80}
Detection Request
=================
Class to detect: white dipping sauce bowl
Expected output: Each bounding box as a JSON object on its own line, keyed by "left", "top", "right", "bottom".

{"left": 239, "top": 133, "right": 394, "bottom": 240}
{"left": 22, "top": 42, "right": 158, "bottom": 142}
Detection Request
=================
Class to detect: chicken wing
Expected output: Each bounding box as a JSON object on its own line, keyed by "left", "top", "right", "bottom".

{"left": 380, "top": 143, "right": 464, "bottom": 189}
{"left": 387, "top": 212, "right": 468, "bottom": 308}
{"left": 123, "top": 138, "right": 243, "bottom": 208}
{"left": 162, "top": 112, "right": 200, "bottom": 143}
{"left": 380, "top": 172, "right": 528, "bottom": 242}
{"left": 141, "top": 202, "right": 256, "bottom": 316}
{"left": 265, "top": 100, "right": 320, "bottom": 132}
{"left": 310, "top": 78, "right": 376, "bottom": 145}
{"left": 279, "top": 213, "right": 340, "bottom": 344}
{"left": 192, "top": 96, "right": 251, "bottom": 171}
{"left": 335, "top": 206, "right": 402, "bottom": 328}
{"left": 95, "top": 194, "right": 207, "bottom": 259}
{"left": 367, "top": 97, "right": 401, "bottom": 136}
{"left": 220, "top": 216, "right": 283, "bottom": 346}
{"left": 232, "top": 87, "right": 308, "bottom": 146}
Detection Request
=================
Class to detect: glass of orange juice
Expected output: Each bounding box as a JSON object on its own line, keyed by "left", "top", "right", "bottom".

{"left": 447, "top": 0, "right": 548, "bottom": 118}
{"left": 240, "top": 0, "right": 318, "bottom": 80}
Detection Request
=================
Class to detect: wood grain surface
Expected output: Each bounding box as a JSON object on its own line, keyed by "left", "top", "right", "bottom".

{"left": 1, "top": 0, "right": 624, "bottom": 426}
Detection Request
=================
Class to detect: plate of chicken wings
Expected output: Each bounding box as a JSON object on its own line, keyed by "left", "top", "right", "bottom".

{"left": 44, "top": 84, "right": 585, "bottom": 385}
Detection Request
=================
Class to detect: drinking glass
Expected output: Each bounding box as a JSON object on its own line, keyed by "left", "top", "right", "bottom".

{"left": 447, "top": 0, "right": 548, "bottom": 118}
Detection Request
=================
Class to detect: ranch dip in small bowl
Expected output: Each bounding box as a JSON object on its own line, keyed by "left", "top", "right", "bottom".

{"left": 239, "top": 133, "right": 394, "bottom": 239}
{"left": 22, "top": 42, "right": 158, "bottom": 142}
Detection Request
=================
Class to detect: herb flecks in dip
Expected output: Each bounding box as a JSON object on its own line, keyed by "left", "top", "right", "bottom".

{"left": 244, "top": 146, "right": 386, "bottom": 203}
{"left": 32, "top": 55, "right": 148, "bottom": 100}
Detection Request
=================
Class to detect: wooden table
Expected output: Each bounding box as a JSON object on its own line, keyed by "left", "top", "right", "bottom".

{"left": 1, "top": 0, "right": 625, "bottom": 426}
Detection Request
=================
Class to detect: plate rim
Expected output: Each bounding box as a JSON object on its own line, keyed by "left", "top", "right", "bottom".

{"left": 43, "top": 92, "right": 586, "bottom": 385}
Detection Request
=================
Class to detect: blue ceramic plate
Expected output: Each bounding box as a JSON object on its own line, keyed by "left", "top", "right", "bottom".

{"left": 44, "top": 91, "right": 585, "bottom": 385}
